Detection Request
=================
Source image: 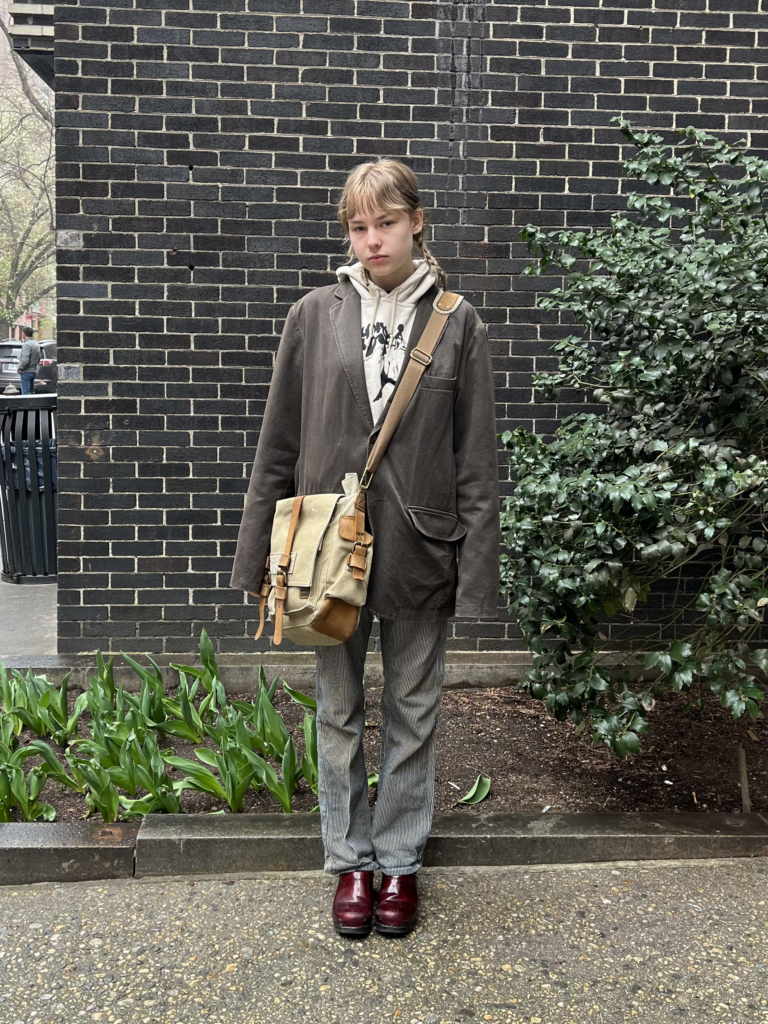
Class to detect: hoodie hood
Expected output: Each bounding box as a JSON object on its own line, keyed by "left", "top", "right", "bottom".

{"left": 336, "top": 258, "right": 439, "bottom": 422}
{"left": 336, "top": 258, "right": 437, "bottom": 342}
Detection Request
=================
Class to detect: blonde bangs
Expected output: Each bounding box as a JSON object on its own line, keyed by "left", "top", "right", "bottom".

{"left": 337, "top": 160, "right": 419, "bottom": 232}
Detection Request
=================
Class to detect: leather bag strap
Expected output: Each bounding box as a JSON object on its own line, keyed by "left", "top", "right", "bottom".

{"left": 360, "top": 289, "right": 462, "bottom": 490}
{"left": 278, "top": 495, "right": 304, "bottom": 570}
{"left": 252, "top": 554, "right": 271, "bottom": 641}
{"left": 274, "top": 494, "right": 304, "bottom": 644}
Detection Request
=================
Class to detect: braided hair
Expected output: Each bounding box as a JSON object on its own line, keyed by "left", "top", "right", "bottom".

{"left": 338, "top": 158, "right": 448, "bottom": 291}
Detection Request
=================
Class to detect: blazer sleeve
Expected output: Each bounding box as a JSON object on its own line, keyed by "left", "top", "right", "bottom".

{"left": 229, "top": 304, "right": 304, "bottom": 594}
{"left": 452, "top": 316, "right": 501, "bottom": 619}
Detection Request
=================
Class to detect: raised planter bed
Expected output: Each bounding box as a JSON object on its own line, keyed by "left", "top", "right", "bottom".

{"left": 13, "top": 680, "right": 768, "bottom": 822}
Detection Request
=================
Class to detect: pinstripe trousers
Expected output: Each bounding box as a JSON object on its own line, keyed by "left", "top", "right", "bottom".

{"left": 314, "top": 604, "right": 448, "bottom": 877}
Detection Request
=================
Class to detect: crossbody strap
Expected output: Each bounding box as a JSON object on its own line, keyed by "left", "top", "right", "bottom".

{"left": 347, "top": 289, "right": 463, "bottom": 581}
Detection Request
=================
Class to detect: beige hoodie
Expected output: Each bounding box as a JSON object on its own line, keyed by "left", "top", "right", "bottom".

{"left": 336, "top": 258, "right": 438, "bottom": 423}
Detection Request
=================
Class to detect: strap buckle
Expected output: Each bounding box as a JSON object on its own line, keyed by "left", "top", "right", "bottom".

{"left": 411, "top": 348, "right": 432, "bottom": 367}
{"left": 359, "top": 467, "right": 373, "bottom": 490}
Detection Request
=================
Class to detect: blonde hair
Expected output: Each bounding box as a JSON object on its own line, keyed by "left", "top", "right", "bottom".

{"left": 337, "top": 158, "right": 448, "bottom": 290}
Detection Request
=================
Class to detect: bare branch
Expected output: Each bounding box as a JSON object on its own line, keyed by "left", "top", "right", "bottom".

{"left": 22, "top": 280, "right": 57, "bottom": 309}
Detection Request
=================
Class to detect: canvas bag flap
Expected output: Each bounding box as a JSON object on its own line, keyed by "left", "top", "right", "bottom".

{"left": 269, "top": 492, "right": 341, "bottom": 588}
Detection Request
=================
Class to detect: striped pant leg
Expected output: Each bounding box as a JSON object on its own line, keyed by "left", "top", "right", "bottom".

{"left": 371, "top": 615, "right": 448, "bottom": 876}
{"left": 314, "top": 605, "right": 378, "bottom": 875}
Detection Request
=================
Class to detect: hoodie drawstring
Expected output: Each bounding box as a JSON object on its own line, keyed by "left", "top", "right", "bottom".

{"left": 367, "top": 285, "right": 399, "bottom": 344}
{"left": 369, "top": 288, "right": 381, "bottom": 339}
{"left": 389, "top": 289, "right": 398, "bottom": 341}
{"left": 367, "top": 284, "right": 399, "bottom": 343}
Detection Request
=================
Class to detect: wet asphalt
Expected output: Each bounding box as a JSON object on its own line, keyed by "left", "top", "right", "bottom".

{"left": 0, "top": 858, "right": 766, "bottom": 1024}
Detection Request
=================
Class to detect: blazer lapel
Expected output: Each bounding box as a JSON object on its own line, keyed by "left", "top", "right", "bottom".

{"left": 329, "top": 280, "right": 374, "bottom": 431}
{"left": 370, "top": 283, "right": 440, "bottom": 436}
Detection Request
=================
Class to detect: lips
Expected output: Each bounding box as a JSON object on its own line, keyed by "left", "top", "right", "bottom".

{"left": 369, "top": 255, "right": 387, "bottom": 261}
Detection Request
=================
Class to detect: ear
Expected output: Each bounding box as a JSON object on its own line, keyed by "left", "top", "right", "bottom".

{"left": 411, "top": 209, "right": 424, "bottom": 237}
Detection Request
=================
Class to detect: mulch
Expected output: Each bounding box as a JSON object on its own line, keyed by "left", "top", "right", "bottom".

{"left": 13, "top": 681, "right": 767, "bottom": 822}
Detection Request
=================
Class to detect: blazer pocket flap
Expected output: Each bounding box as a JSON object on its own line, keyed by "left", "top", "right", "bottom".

{"left": 420, "top": 373, "right": 457, "bottom": 391}
{"left": 406, "top": 506, "right": 467, "bottom": 542}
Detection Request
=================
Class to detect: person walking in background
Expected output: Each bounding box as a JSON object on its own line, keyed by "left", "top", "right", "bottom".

{"left": 230, "top": 159, "right": 500, "bottom": 939}
{"left": 17, "top": 327, "right": 40, "bottom": 395}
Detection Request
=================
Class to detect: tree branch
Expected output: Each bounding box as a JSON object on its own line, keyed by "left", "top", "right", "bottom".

{"left": 0, "top": 19, "right": 54, "bottom": 127}
{"left": 23, "top": 280, "right": 57, "bottom": 310}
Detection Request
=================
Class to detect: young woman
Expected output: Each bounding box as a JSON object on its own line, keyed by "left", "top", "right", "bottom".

{"left": 230, "top": 159, "right": 500, "bottom": 938}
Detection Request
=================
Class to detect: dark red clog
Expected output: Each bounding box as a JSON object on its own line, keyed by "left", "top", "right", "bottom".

{"left": 332, "top": 870, "right": 375, "bottom": 936}
{"left": 374, "top": 872, "right": 419, "bottom": 936}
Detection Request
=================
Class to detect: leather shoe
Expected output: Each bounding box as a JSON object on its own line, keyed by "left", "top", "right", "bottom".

{"left": 374, "top": 872, "right": 418, "bottom": 936}
{"left": 332, "top": 870, "right": 375, "bottom": 936}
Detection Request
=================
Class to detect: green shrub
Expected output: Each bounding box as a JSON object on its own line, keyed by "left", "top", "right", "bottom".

{"left": 502, "top": 120, "right": 768, "bottom": 757}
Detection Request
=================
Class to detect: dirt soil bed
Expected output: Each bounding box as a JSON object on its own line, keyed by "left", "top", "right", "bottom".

{"left": 16, "top": 682, "right": 768, "bottom": 823}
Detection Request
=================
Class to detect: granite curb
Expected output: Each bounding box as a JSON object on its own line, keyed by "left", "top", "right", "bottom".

{"left": 2, "top": 811, "right": 767, "bottom": 886}
{"left": 0, "top": 652, "right": 534, "bottom": 692}
{"left": 0, "top": 819, "right": 139, "bottom": 886}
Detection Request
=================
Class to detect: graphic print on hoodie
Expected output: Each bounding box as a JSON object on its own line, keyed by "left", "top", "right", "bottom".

{"left": 336, "top": 258, "right": 438, "bottom": 424}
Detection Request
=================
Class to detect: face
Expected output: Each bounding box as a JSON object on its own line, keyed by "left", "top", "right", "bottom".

{"left": 347, "top": 204, "right": 424, "bottom": 289}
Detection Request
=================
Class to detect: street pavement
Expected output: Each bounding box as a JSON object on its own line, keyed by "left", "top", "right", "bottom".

{"left": 0, "top": 858, "right": 766, "bottom": 1024}
{"left": 0, "top": 580, "right": 57, "bottom": 658}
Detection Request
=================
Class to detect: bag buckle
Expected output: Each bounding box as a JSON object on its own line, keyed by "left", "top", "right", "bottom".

{"left": 359, "top": 467, "right": 373, "bottom": 490}
{"left": 347, "top": 542, "right": 368, "bottom": 579}
{"left": 411, "top": 348, "right": 432, "bottom": 367}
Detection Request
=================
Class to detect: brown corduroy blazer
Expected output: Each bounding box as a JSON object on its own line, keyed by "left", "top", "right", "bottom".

{"left": 229, "top": 276, "right": 501, "bottom": 621}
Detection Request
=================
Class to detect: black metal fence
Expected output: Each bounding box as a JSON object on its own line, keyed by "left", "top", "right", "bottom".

{"left": 0, "top": 394, "right": 57, "bottom": 583}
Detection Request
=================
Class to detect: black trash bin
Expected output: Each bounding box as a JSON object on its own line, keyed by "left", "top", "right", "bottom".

{"left": 0, "top": 394, "right": 57, "bottom": 583}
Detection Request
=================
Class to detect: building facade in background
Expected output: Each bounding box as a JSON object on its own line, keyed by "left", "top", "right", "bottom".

{"left": 11, "top": 0, "right": 768, "bottom": 655}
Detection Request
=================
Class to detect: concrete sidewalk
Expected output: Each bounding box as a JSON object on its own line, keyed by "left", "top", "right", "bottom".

{"left": 0, "top": 858, "right": 766, "bottom": 1024}
{"left": 0, "top": 579, "right": 56, "bottom": 658}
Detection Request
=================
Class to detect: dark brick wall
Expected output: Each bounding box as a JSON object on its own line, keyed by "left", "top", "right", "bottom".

{"left": 54, "top": 0, "right": 768, "bottom": 656}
